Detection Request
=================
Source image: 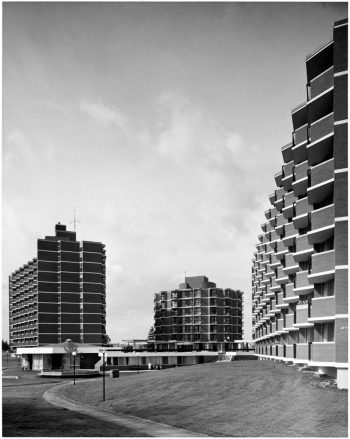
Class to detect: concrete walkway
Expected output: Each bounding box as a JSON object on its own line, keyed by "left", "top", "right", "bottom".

{"left": 43, "top": 382, "right": 207, "bottom": 437}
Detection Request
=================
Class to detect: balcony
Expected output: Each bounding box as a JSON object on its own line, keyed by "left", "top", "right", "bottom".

{"left": 292, "top": 140, "right": 308, "bottom": 165}
{"left": 309, "top": 67, "right": 334, "bottom": 99}
{"left": 308, "top": 112, "right": 334, "bottom": 166}
{"left": 307, "top": 86, "right": 334, "bottom": 125}
{"left": 268, "top": 230, "right": 279, "bottom": 246}
{"left": 275, "top": 170, "right": 283, "bottom": 188}
{"left": 275, "top": 240, "right": 288, "bottom": 260}
{"left": 269, "top": 192, "right": 276, "bottom": 206}
{"left": 307, "top": 205, "right": 334, "bottom": 245}
{"left": 275, "top": 267, "right": 289, "bottom": 285}
{"left": 294, "top": 235, "right": 314, "bottom": 262}
{"left": 269, "top": 278, "right": 281, "bottom": 293}
{"left": 285, "top": 344, "right": 295, "bottom": 359}
{"left": 270, "top": 299, "right": 280, "bottom": 314}
{"left": 282, "top": 222, "right": 298, "bottom": 247}
{"left": 283, "top": 253, "right": 299, "bottom": 275}
{"left": 283, "top": 283, "right": 299, "bottom": 303}
{"left": 275, "top": 188, "right": 284, "bottom": 211}
{"left": 281, "top": 142, "right": 293, "bottom": 163}
{"left": 294, "top": 304, "right": 313, "bottom": 328}
{"left": 311, "top": 342, "right": 335, "bottom": 363}
{"left": 295, "top": 343, "right": 311, "bottom": 361}
{"left": 275, "top": 292, "right": 289, "bottom": 310}
{"left": 268, "top": 208, "right": 277, "bottom": 227}
{"left": 293, "top": 197, "right": 312, "bottom": 230}
{"left": 282, "top": 192, "right": 295, "bottom": 219}
{"left": 285, "top": 313, "right": 297, "bottom": 331}
{"left": 293, "top": 270, "right": 313, "bottom": 296}
{"left": 292, "top": 102, "right": 307, "bottom": 132}
{"left": 306, "top": 40, "right": 333, "bottom": 83}
{"left": 292, "top": 161, "right": 309, "bottom": 197}
{"left": 308, "top": 158, "right": 334, "bottom": 205}
{"left": 308, "top": 250, "right": 335, "bottom": 283}
{"left": 276, "top": 318, "right": 287, "bottom": 333}
{"left": 294, "top": 124, "right": 308, "bottom": 145}
{"left": 309, "top": 296, "right": 335, "bottom": 323}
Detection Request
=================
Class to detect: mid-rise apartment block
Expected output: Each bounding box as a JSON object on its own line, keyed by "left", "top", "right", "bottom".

{"left": 252, "top": 19, "right": 348, "bottom": 388}
{"left": 154, "top": 275, "right": 243, "bottom": 351}
{"left": 9, "top": 223, "right": 106, "bottom": 349}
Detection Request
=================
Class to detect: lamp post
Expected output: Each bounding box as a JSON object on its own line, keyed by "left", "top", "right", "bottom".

{"left": 226, "top": 337, "right": 230, "bottom": 352}
{"left": 63, "top": 339, "right": 79, "bottom": 384}
{"left": 137, "top": 353, "right": 139, "bottom": 374}
{"left": 102, "top": 349, "right": 106, "bottom": 401}
{"left": 72, "top": 351, "right": 77, "bottom": 385}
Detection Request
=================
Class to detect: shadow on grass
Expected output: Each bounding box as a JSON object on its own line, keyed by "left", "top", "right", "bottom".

{"left": 3, "top": 397, "right": 145, "bottom": 437}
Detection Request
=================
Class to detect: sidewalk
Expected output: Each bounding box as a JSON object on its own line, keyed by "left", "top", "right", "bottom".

{"left": 43, "top": 381, "right": 207, "bottom": 437}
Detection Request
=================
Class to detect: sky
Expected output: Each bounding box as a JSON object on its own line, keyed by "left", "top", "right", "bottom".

{"left": 2, "top": 1, "right": 347, "bottom": 342}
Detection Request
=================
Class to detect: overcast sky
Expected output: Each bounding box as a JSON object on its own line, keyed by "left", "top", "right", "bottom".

{"left": 2, "top": 2, "right": 347, "bottom": 342}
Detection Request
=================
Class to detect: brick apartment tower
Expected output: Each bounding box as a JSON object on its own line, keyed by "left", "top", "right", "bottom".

{"left": 9, "top": 224, "right": 106, "bottom": 348}
{"left": 252, "top": 19, "right": 348, "bottom": 388}
{"left": 154, "top": 276, "right": 243, "bottom": 351}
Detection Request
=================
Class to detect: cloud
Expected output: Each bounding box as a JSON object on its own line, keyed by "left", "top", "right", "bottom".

{"left": 80, "top": 101, "right": 129, "bottom": 132}
{"left": 4, "top": 129, "right": 57, "bottom": 168}
{"left": 4, "top": 129, "right": 33, "bottom": 166}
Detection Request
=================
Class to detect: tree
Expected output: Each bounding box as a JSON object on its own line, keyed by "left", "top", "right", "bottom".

{"left": 2, "top": 340, "right": 10, "bottom": 351}
{"left": 147, "top": 326, "right": 155, "bottom": 341}
{"left": 103, "top": 334, "right": 111, "bottom": 346}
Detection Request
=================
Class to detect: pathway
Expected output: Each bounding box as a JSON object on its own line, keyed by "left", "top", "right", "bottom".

{"left": 43, "top": 381, "right": 207, "bottom": 437}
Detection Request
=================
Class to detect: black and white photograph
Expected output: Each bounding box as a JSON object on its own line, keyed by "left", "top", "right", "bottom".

{"left": 2, "top": 1, "right": 348, "bottom": 437}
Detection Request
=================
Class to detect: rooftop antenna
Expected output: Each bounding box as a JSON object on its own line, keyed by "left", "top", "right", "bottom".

{"left": 184, "top": 271, "right": 186, "bottom": 281}
{"left": 70, "top": 207, "right": 80, "bottom": 232}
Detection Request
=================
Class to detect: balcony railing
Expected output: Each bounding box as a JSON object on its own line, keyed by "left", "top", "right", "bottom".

{"left": 294, "top": 235, "right": 314, "bottom": 262}
{"left": 294, "top": 305, "right": 312, "bottom": 327}
{"left": 294, "top": 124, "right": 308, "bottom": 145}
{"left": 294, "top": 197, "right": 311, "bottom": 218}
{"left": 311, "top": 342, "right": 335, "bottom": 362}
{"left": 285, "top": 344, "right": 295, "bottom": 359}
{"left": 311, "top": 204, "right": 334, "bottom": 230}
{"left": 294, "top": 270, "right": 313, "bottom": 295}
{"left": 309, "top": 250, "right": 335, "bottom": 283}
{"left": 310, "top": 67, "right": 334, "bottom": 100}
{"left": 308, "top": 205, "right": 335, "bottom": 245}
{"left": 295, "top": 343, "right": 310, "bottom": 361}
{"left": 309, "top": 112, "right": 334, "bottom": 143}
{"left": 284, "top": 283, "right": 299, "bottom": 303}
{"left": 309, "top": 296, "right": 335, "bottom": 321}
{"left": 309, "top": 158, "right": 334, "bottom": 187}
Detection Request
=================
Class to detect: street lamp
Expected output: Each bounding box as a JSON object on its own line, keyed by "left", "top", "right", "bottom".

{"left": 72, "top": 351, "right": 77, "bottom": 385}
{"left": 102, "top": 349, "right": 106, "bottom": 401}
{"left": 137, "top": 353, "right": 140, "bottom": 374}
{"left": 224, "top": 337, "right": 230, "bottom": 353}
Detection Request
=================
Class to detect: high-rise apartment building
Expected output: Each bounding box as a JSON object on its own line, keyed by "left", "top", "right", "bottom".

{"left": 154, "top": 276, "right": 243, "bottom": 351}
{"left": 9, "top": 223, "right": 106, "bottom": 349}
{"left": 252, "top": 19, "right": 348, "bottom": 388}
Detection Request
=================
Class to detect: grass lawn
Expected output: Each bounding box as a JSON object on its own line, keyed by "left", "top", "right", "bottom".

{"left": 60, "top": 360, "right": 348, "bottom": 437}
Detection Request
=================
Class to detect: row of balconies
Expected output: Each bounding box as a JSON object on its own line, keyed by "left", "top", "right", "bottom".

{"left": 270, "top": 155, "right": 334, "bottom": 214}
{"left": 256, "top": 342, "right": 336, "bottom": 363}
{"left": 253, "top": 296, "right": 335, "bottom": 338}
